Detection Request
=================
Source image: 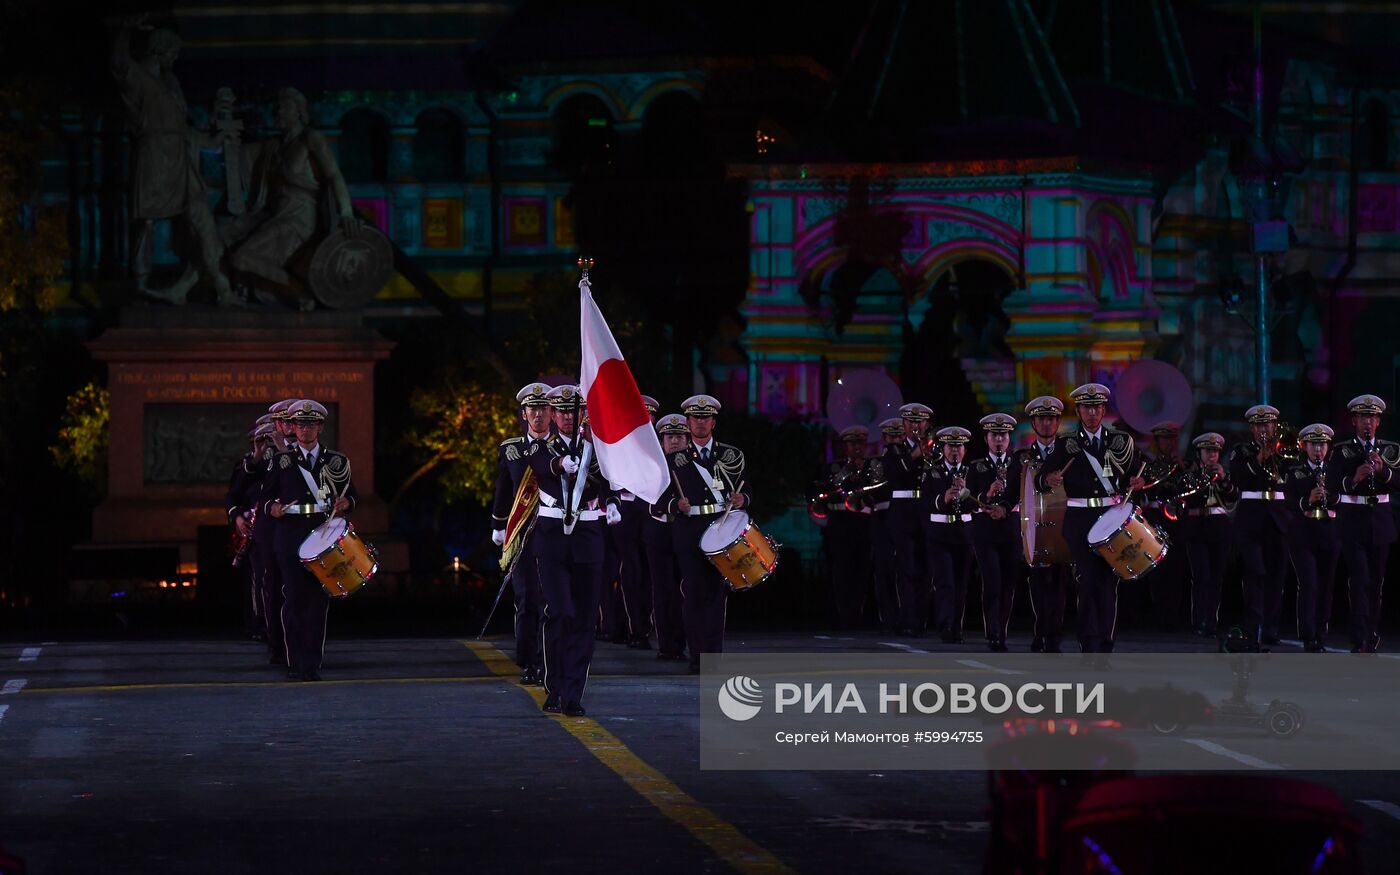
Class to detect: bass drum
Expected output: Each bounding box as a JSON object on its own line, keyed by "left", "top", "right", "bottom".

{"left": 1087, "top": 502, "right": 1169, "bottom": 581}
{"left": 299, "top": 517, "right": 379, "bottom": 597}
{"left": 699, "top": 510, "right": 780, "bottom": 592}
{"left": 1021, "top": 460, "right": 1071, "bottom": 567}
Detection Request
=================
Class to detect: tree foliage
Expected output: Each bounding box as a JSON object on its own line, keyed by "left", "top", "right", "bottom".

{"left": 50, "top": 381, "right": 109, "bottom": 495}
{"left": 397, "top": 377, "right": 519, "bottom": 510}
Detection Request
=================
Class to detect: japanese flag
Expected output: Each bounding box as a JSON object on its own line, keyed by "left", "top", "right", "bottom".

{"left": 579, "top": 280, "right": 669, "bottom": 504}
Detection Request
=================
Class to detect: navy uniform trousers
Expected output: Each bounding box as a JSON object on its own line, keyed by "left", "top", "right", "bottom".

{"left": 511, "top": 539, "right": 543, "bottom": 671}
{"left": 868, "top": 507, "right": 901, "bottom": 630}
{"left": 924, "top": 520, "right": 973, "bottom": 637}
{"left": 614, "top": 497, "right": 652, "bottom": 641}
{"left": 887, "top": 499, "right": 928, "bottom": 630}
{"left": 1028, "top": 563, "right": 1070, "bottom": 649}
{"left": 534, "top": 515, "right": 603, "bottom": 705}
{"left": 972, "top": 513, "right": 1021, "bottom": 644}
{"left": 673, "top": 512, "right": 729, "bottom": 668}
{"left": 644, "top": 514, "right": 686, "bottom": 657}
{"left": 252, "top": 514, "right": 285, "bottom": 662}
{"left": 1063, "top": 507, "right": 1119, "bottom": 653}
{"left": 1183, "top": 514, "right": 1231, "bottom": 634}
{"left": 274, "top": 515, "right": 331, "bottom": 674}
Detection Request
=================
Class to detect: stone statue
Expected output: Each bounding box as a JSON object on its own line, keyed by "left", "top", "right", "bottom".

{"left": 109, "top": 14, "right": 238, "bottom": 307}
{"left": 223, "top": 87, "right": 361, "bottom": 311}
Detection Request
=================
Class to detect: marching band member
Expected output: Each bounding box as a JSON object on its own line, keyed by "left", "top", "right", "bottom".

{"left": 922, "top": 426, "right": 975, "bottom": 644}
{"left": 1227, "top": 404, "right": 1291, "bottom": 648}
{"left": 969, "top": 413, "right": 1021, "bottom": 652}
{"left": 647, "top": 414, "right": 690, "bottom": 661}
{"left": 825, "top": 425, "right": 885, "bottom": 628}
{"left": 1287, "top": 424, "right": 1340, "bottom": 652}
{"left": 525, "top": 385, "right": 619, "bottom": 715}
{"left": 1141, "top": 422, "right": 1188, "bottom": 631}
{"left": 491, "top": 382, "right": 553, "bottom": 685}
{"left": 1020, "top": 396, "right": 1069, "bottom": 653}
{"left": 263, "top": 400, "right": 358, "bottom": 681}
{"left": 870, "top": 418, "right": 908, "bottom": 633}
{"left": 1036, "top": 384, "right": 1147, "bottom": 656}
{"left": 1180, "top": 433, "right": 1237, "bottom": 639}
{"left": 227, "top": 415, "right": 278, "bottom": 644}
{"left": 653, "top": 395, "right": 751, "bottom": 674}
{"left": 1326, "top": 395, "right": 1397, "bottom": 653}
{"left": 888, "top": 403, "right": 933, "bottom": 635}
{"left": 252, "top": 398, "right": 301, "bottom": 666}
{"left": 608, "top": 394, "right": 660, "bottom": 650}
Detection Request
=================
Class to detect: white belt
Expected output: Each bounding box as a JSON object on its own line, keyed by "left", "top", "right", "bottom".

{"left": 537, "top": 507, "right": 604, "bottom": 521}
{"left": 891, "top": 490, "right": 921, "bottom": 499}
{"left": 1065, "top": 496, "right": 1123, "bottom": 509}
{"left": 281, "top": 502, "right": 329, "bottom": 515}
{"left": 1339, "top": 494, "right": 1390, "bottom": 505}
{"left": 1187, "top": 507, "right": 1229, "bottom": 517}
{"left": 869, "top": 501, "right": 890, "bottom": 512}
{"left": 929, "top": 513, "right": 973, "bottom": 523}
{"left": 620, "top": 494, "right": 636, "bottom": 502}
{"left": 1240, "top": 491, "right": 1286, "bottom": 501}
{"left": 686, "top": 503, "right": 725, "bottom": 516}
{"left": 977, "top": 505, "right": 1020, "bottom": 514}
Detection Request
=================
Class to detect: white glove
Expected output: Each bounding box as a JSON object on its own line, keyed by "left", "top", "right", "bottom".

{"left": 491, "top": 529, "right": 505, "bottom": 546}
{"left": 561, "top": 456, "right": 580, "bottom": 475}
{"left": 605, "top": 505, "right": 622, "bottom": 525}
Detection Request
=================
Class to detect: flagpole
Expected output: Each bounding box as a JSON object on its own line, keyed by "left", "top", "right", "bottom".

{"left": 564, "top": 256, "right": 595, "bottom": 530}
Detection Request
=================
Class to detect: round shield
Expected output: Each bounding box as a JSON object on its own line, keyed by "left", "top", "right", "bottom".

{"left": 307, "top": 225, "right": 394, "bottom": 309}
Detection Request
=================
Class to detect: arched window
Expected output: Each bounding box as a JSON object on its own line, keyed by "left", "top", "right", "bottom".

{"left": 413, "top": 109, "right": 464, "bottom": 181}
{"left": 551, "top": 94, "right": 616, "bottom": 178}
{"left": 338, "top": 109, "right": 389, "bottom": 183}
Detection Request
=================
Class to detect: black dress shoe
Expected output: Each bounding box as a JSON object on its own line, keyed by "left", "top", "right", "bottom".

{"left": 269, "top": 653, "right": 286, "bottom": 666}
{"left": 995, "top": 640, "right": 1009, "bottom": 653}
{"left": 1044, "top": 642, "right": 1063, "bottom": 654}
{"left": 528, "top": 667, "right": 546, "bottom": 686}
{"left": 542, "top": 695, "right": 561, "bottom": 713}
{"left": 302, "top": 671, "right": 322, "bottom": 682}
{"left": 563, "top": 701, "right": 587, "bottom": 717}
{"left": 1030, "top": 637, "right": 1045, "bottom": 653}
{"left": 286, "top": 669, "right": 302, "bottom": 680}
{"left": 941, "top": 631, "right": 964, "bottom": 644}
{"left": 627, "top": 636, "right": 653, "bottom": 650}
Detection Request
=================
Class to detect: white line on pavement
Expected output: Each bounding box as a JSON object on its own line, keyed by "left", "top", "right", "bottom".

{"left": 1180, "top": 738, "right": 1283, "bottom": 769}
{"left": 1, "top": 680, "right": 26, "bottom": 695}
{"left": 1358, "top": 799, "right": 1400, "bottom": 821}
{"left": 17, "top": 648, "right": 39, "bottom": 662}
{"left": 879, "top": 642, "right": 929, "bottom": 654}
{"left": 956, "top": 659, "right": 1025, "bottom": 675}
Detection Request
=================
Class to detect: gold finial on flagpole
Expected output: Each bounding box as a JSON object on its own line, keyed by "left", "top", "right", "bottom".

{"left": 577, "top": 255, "right": 595, "bottom": 291}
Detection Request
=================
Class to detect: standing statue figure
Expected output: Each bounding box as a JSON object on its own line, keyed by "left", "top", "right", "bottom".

{"left": 223, "top": 87, "right": 360, "bottom": 311}
{"left": 109, "top": 15, "right": 238, "bottom": 306}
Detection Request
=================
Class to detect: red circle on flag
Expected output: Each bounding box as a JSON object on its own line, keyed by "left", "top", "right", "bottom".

{"left": 586, "top": 359, "right": 650, "bottom": 443}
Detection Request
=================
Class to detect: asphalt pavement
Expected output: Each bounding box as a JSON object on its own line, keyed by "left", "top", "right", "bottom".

{"left": 1, "top": 631, "right": 1398, "bottom": 874}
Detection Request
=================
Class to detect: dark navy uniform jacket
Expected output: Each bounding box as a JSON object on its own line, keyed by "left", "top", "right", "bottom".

{"left": 1227, "top": 440, "right": 1294, "bottom": 535}
{"left": 1034, "top": 427, "right": 1143, "bottom": 499}
{"left": 1325, "top": 436, "right": 1398, "bottom": 545}
{"left": 1285, "top": 459, "right": 1340, "bottom": 549}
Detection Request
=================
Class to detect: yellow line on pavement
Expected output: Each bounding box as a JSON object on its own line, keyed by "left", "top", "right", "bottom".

{"left": 20, "top": 675, "right": 507, "bottom": 695}
{"left": 459, "top": 639, "right": 792, "bottom": 875}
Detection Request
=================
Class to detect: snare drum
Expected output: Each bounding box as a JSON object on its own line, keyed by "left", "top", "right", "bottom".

{"left": 299, "top": 517, "right": 379, "bottom": 597}
{"left": 1086, "top": 502, "right": 1169, "bottom": 581}
{"left": 699, "top": 511, "right": 780, "bottom": 592}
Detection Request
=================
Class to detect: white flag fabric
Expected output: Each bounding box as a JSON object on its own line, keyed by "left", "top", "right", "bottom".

{"left": 579, "top": 280, "right": 669, "bottom": 504}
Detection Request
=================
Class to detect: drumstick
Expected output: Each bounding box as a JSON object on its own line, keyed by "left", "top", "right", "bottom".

{"left": 720, "top": 478, "right": 746, "bottom": 526}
